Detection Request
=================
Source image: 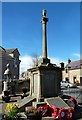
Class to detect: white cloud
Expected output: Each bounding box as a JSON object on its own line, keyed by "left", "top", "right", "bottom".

{"left": 20, "top": 55, "right": 66, "bottom": 74}
{"left": 49, "top": 57, "right": 63, "bottom": 65}
{"left": 73, "top": 53, "right": 80, "bottom": 58}
{"left": 20, "top": 55, "right": 33, "bottom": 74}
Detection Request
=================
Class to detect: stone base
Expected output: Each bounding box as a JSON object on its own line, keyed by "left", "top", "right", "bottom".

{"left": 32, "top": 102, "right": 46, "bottom": 108}
{"left": 36, "top": 97, "right": 44, "bottom": 102}
{"left": 2, "top": 95, "right": 10, "bottom": 102}
{"left": 42, "top": 117, "right": 58, "bottom": 120}
{"left": 40, "top": 58, "right": 50, "bottom": 64}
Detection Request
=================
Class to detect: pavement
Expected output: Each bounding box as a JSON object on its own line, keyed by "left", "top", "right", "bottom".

{"left": 77, "top": 86, "right": 82, "bottom": 89}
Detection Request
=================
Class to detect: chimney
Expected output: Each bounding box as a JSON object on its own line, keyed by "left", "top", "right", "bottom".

{"left": 68, "top": 59, "right": 71, "bottom": 64}
{"left": 60, "top": 62, "right": 64, "bottom": 70}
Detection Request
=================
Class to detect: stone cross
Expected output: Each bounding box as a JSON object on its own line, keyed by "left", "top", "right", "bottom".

{"left": 41, "top": 9, "right": 48, "bottom": 59}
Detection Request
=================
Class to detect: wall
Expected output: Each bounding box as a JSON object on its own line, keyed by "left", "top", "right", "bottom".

{"left": 62, "top": 69, "right": 80, "bottom": 84}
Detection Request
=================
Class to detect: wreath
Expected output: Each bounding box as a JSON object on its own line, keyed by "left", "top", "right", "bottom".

{"left": 58, "top": 108, "right": 67, "bottom": 120}
{"left": 67, "top": 97, "right": 77, "bottom": 108}
{"left": 38, "top": 104, "right": 53, "bottom": 117}
{"left": 66, "top": 108, "right": 74, "bottom": 120}
{"left": 51, "top": 105, "right": 59, "bottom": 118}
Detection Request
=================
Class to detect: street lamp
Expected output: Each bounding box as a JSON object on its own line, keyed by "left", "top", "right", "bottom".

{"left": 67, "top": 64, "right": 71, "bottom": 82}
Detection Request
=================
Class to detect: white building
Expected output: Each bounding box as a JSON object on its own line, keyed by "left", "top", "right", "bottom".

{"left": 0, "top": 46, "right": 21, "bottom": 80}
{"left": 62, "top": 59, "right": 82, "bottom": 85}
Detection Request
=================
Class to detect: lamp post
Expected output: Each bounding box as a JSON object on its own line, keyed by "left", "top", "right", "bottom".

{"left": 68, "top": 64, "right": 71, "bottom": 82}
{"left": 67, "top": 64, "right": 71, "bottom": 92}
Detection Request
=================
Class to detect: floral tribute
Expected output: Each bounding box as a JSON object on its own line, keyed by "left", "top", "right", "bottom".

{"left": 38, "top": 97, "right": 76, "bottom": 120}
{"left": 38, "top": 104, "right": 53, "bottom": 117}
{"left": 66, "top": 108, "right": 74, "bottom": 120}
{"left": 5, "top": 103, "right": 19, "bottom": 120}
{"left": 51, "top": 105, "right": 59, "bottom": 118}
{"left": 58, "top": 108, "right": 67, "bottom": 120}
{"left": 67, "top": 97, "right": 77, "bottom": 108}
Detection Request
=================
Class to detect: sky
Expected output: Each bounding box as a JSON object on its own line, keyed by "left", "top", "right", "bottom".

{"left": 2, "top": 2, "right": 80, "bottom": 74}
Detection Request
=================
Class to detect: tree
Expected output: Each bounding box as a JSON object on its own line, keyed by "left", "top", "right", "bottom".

{"left": 21, "top": 72, "right": 26, "bottom": 78}
{"left": 32, "top": 54, "right": 40, "bottom": 67}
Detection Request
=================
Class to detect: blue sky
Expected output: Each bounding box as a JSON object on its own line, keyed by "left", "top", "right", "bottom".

{"left": 2, "top": 2, "right": 80, "bottom": 73}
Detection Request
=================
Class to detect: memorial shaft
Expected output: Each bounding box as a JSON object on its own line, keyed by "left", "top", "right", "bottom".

{"left": 41, "top": 9, "right": 48, "bottom": 59}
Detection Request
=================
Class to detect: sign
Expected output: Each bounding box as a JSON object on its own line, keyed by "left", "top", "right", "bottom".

{"left": 17, "top": 96, "right": 35, "bottom": 108}
{"left": 45, "top": 96, "right": 70, "bottom": 109}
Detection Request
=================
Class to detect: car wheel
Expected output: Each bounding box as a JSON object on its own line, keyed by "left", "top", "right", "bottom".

{"left": 68, "top": 85, "right": 70, "bottom": 88}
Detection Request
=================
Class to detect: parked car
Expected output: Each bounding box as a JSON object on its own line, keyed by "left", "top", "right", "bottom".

{"left": 60, "top": 80, "right": 76, "bottom": 88}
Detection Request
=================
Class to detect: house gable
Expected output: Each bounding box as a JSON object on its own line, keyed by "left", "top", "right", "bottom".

{"left": 6, "top": 48, "right": 20, "bottom": 58}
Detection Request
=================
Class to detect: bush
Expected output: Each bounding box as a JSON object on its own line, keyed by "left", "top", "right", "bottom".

{"left": 5, "top": 103, "right": 20, "bottom": 120}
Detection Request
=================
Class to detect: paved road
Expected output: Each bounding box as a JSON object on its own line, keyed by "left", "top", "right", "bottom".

{"left": 61, "top": 86, "right": 82, "bottom": 104}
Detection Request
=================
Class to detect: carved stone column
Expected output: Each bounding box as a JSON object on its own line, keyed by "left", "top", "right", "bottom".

{"left": 37, "top": 72, "right": 41, "bottom": 102}
{"left": 41, "top": 9, "right": 48, "bottom": 59}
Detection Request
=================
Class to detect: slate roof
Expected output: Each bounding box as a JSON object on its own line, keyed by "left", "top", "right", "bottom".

{"left": 6, "top": 48, "right": 20, "bottom": 55}
{"left": 65, "top": 60, "right": 82, "bottom": 70}
{"left": 0, "top": 46, "right": 6, "bottom": 52}
{"left": 0, "top": 47, "right": 20, "bottom": 57}
{"left": 6, "top": 48, "right": 17, "bottom": 53}
{"left": 0, "top": 47, "right": 17, "bottom": 53}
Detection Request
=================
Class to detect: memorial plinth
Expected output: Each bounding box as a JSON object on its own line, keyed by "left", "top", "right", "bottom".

{"left": 28, "top": 63, "right": 61, "bottom": 99}
{"left": 28, "top": 9, "right": 62, "bottom": 100}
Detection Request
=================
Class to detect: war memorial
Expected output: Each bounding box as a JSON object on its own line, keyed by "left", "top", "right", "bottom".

{"left": 0, "top": 9, "right": 82, "bottom": 120}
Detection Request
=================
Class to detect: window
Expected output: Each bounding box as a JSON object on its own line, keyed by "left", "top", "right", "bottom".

{"left": 73, "top": 76, "right": 76, "bottom": 83}
{"left": 65, "top": 69, "right": 68, "bottom": 73}
{"left": 65, "top": 77, "right": 69, "bottom": 82}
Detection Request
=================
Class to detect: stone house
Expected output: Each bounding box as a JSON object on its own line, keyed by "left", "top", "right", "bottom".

{"left": 62, "top": 59, "right": 82, "bottom": 85}
{"left": 0, "top": 46, "right": 20, "bottom": 80}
